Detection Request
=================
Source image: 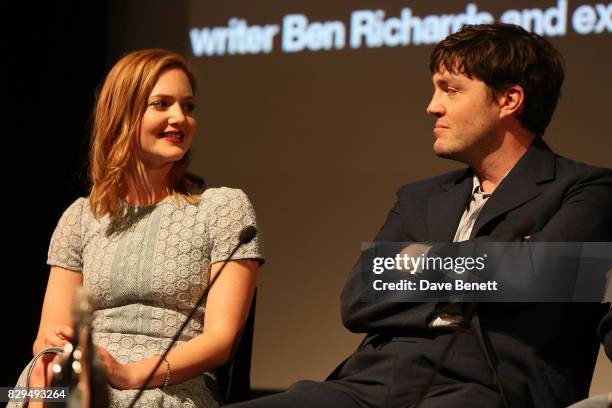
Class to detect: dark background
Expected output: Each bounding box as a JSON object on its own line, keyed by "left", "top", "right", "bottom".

{"left": 7, "top": 1, "right": 106, "bottom": 387}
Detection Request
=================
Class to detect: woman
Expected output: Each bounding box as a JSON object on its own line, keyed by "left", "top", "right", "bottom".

{"left": 12, "top": 49, "right": 262, "bottom": 407}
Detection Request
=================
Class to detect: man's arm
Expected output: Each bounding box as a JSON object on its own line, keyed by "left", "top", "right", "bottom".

{"left": 341, "top": 193, "right": 437, "bottom": 333}
{"left": 341, "top": 168, "right": 612, "bottom": 334}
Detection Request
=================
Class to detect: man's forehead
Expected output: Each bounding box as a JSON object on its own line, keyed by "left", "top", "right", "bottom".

{"left": 432, "top": 69, "right": 470, "bottom": 83}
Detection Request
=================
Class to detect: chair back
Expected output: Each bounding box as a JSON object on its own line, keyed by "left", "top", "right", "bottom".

{"left": 216, "top": 289, "right": 257, "bottom": 404}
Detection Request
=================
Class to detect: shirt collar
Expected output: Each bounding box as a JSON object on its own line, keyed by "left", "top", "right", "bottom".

{"left": 471, "top": 175, "right": 492, "bottom": 199}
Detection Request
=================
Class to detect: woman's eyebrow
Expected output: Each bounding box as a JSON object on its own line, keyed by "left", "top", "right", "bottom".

{"left": 149, "top": 93, "right": 194, "bottom": 99}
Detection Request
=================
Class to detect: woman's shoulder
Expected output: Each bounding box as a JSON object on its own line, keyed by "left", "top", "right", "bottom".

{"left": 59, "top": 196, "right": 90, "bottom": 216}
{"left": 51, "top": 197, "right": 92, "bottom": 237}
{"left": 198, "top": 186, "right": 250, "bottom": 203}
{"left": 195, "top": 187, "right": 256, "bottom": 217}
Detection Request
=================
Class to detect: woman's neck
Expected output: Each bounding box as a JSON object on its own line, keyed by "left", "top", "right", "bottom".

{"left": 124, "top": 164, "right": 172, "bottom": 206}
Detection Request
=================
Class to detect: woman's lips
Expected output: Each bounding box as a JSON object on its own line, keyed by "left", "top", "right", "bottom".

{"left": 159, "top": 132, "right": 184, "bottom": 143}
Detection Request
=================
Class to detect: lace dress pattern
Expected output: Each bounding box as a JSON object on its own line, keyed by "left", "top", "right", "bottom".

{"left": 13, "top": 187, "right": 263, "bottom": 408}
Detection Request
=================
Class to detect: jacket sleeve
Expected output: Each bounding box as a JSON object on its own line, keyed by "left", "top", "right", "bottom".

{"left": 341, "top": 168, "right": 612, "bottom": 334}
{"left": 341, "top": 191, "right": 437, "bottom": 333}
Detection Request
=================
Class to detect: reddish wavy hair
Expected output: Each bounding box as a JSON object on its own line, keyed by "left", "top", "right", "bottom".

{"left": 89, "top": 49, "right": 200, "bottom": 219}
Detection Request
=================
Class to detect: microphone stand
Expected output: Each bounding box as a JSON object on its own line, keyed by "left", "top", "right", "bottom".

{"left": 127, "top": 226, "right": 257, "bottom": 408}
{"left": 49, "top": 287, "right": 109, "bottom": 408}
{"left": 412, "top": 219, "right": 533, "bottom": 408}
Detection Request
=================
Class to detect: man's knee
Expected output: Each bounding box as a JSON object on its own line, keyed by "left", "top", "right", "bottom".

{"left": 226, "top": 380, "right": 359, "bottom": 408}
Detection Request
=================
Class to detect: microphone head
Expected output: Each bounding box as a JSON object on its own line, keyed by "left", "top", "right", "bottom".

{"left": 515, "top": 216, "right": 535, "bottom": 238}
{"left": 239, "top": 226, "right": 257, "bottom": 244}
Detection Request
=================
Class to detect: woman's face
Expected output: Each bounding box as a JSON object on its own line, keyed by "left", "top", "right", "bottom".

{"left": 139, "top": 68, "right": 196, "bottom": 170}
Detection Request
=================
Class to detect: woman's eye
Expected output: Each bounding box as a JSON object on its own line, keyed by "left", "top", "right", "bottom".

{"left": 183, "top": 103, "right": 195, "bottom": 113}
{"left": 150, "top": 100, "right": 169, "bottom": 109}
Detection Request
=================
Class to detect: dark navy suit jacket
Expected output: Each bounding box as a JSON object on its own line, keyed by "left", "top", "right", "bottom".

{"left": 340, "top": 138, "right": 612, "bottom": 407}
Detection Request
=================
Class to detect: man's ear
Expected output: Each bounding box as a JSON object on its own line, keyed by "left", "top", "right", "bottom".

{"left": 497, "top": 85, "right": 525, "bottom": 119}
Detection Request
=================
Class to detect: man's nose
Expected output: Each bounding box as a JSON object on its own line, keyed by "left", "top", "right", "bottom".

{"left": 426, "top": 93, "right": 444, "bottom": 117}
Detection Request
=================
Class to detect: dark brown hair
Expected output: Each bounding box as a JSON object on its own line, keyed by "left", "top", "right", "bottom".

{"left": 430, "top": 23, "right": 564, "bottom": 137}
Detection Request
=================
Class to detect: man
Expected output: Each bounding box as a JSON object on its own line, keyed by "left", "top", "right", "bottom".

{"left": 229, "top": 23, "right": 612, "bottom": 408}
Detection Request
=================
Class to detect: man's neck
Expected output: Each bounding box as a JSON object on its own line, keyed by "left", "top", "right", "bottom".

{"left": 472, "top": 130, "right": 535, "bottom": 194}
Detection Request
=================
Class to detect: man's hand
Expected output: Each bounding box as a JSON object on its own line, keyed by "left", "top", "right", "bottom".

{"left": 398, "top": 243, "right": 432, "bottom": 274}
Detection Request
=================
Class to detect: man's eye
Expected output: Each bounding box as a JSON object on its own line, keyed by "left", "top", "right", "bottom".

{"left": 446, "top": 87, "right": 460, "bottom": 96}
{"left": 183, "top": 103, "right": 195, "bottom": 113}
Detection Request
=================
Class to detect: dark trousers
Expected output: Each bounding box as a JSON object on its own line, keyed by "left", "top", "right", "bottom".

{"left": 228, "top": 333, "right": 504, "bottom": 408}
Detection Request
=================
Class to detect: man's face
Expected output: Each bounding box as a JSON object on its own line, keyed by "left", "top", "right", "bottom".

{"left": 426, "top": 69, "right": 501, "bottom": 164}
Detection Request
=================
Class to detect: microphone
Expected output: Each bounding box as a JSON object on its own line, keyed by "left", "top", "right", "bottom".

{"left": 49, "top": 287, "right": 109, "bottom": 408}
{"left": 239, "top": 225, "right": 257, "bottom": 245}
{"left": 127, "top": 225, "right": 258, "bottom": 408}
{"left": 512, "top": 216, "right": 535, "bottom": 241}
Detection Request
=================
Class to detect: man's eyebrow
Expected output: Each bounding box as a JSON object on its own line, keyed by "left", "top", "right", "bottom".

{"left": 433, "top": 77, "right": 450, "bottom": 87}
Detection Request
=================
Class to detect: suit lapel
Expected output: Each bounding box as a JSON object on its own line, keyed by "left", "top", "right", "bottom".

{"left": 427, "top": 169, "right": 473, "bottom": 241}
{"left": 471, "top": 138, "right": 556, "bottom": 238}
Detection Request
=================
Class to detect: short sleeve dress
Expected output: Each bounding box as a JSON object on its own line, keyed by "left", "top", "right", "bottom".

{"left": 12, "top": 187, "right": 263, "bottom": 408}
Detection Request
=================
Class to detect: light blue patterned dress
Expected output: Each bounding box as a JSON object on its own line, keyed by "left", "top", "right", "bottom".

{"left": 11, "top": 187, "right": 263, "bottom": 408}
